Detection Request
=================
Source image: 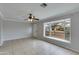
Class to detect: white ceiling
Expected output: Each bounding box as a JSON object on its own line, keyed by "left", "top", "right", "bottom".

{"left": 0, "top": 3, "right": 79, "bottom": 22}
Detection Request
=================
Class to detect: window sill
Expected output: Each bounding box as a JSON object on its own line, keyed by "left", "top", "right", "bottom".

{"left": 44, "top": 36, "right": 71, "bottom": 43}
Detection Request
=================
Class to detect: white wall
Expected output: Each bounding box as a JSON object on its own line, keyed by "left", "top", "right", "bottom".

{"left": 33, "top": 11, "right": 79, "bottom": 52}
{"left": 3, "top": 20, "right": 32, "bottom": 41}
{"left": 32, "top": 24, "right": 38, "bottom": 38}
{"left": 0, "top": 18, "right": 1, "bottom": 45}
{"left": 0, "top": 15, "right": 3, "bottom": 46}
{"left": 0, "top": 11, "right": 3, "bottom": 45}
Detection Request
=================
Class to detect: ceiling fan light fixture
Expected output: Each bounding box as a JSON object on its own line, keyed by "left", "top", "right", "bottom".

{"left": 26, "top": 13, "right": 39, "bottom": 23}
{"left": 28, "top": 18, "right": 32, "bottom": 21}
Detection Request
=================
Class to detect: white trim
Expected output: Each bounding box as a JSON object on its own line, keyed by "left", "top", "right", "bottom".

{"left": 44, "top": 36, "right": 70, "bottom": 43}
{"left": 44, "top": 18, "right": 71, "bottom": 25}
{"left": 3, "top": 37, "right": 31, "bottom": 42}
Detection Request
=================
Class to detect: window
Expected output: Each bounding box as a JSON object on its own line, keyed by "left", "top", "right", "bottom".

{"left": 44, "top": 18, "right": 71, "bottom": 43}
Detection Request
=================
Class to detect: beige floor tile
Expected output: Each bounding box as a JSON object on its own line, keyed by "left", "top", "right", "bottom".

{"left": 0, "top": 38, "right": 78, "bottom": 55}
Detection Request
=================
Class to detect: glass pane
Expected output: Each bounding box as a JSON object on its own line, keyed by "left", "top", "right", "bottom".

{"left": 50, "top": 23, "right": 55, "bottom": 37}
{"left": 50, "top": 21, "right": 65, "bottom": 39}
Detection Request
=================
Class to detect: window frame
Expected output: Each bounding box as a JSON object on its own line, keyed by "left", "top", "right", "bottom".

{"left": 43, "top": 18, "right": 71, "bottom": 43}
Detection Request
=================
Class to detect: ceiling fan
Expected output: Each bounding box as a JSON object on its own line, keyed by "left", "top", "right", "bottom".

{"left": 24, "top": 3, "right": 47, "bottom": 23}
{"left": 24, "top": 13, "right": 39, "bottom": 23}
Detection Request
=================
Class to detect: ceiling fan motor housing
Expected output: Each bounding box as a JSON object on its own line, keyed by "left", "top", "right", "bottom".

{"left": 29, "top": 14, "right": 32, "bottom": 19}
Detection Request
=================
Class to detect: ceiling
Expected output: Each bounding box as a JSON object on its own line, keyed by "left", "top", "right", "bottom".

{"left": 0, "top": 3, "right": 79, "bottom": 22}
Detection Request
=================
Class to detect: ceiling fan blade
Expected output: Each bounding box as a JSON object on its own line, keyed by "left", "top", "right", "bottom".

{"left": 35, "top": 18, "right": 39, "bottom": 20}
{"left": 32, "top": 16, "right": 39, "bottom": 20}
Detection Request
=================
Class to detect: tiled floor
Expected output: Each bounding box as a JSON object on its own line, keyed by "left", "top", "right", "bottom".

{"left": 0, "top": 38, "right": 78, "bottom": 55}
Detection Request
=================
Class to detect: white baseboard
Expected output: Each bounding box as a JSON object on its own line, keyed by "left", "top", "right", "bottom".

{"left": 3, "top": 36, "right": 32, "bottom": 41}
{"left": 3, "top": 36, "right": 32, "bottom": 42}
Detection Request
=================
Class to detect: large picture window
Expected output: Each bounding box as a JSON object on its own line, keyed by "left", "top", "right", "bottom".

{"left": 44, "top": 18, "right": 71, "bottom": 43}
